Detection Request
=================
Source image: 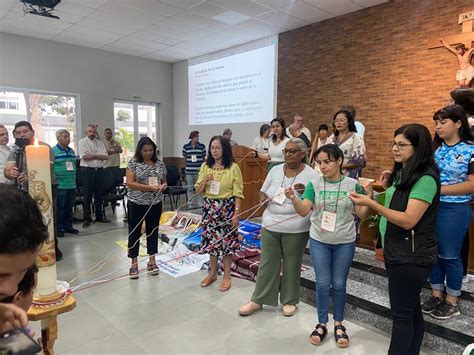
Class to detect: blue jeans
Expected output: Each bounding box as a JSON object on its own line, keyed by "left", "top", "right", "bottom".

{"left": 185, "top": 174, "right": 201, "bottom": 208}
{"left": 429, "top": 201, "right": 471, "bottom": 297}
{"left": 310, "top": 238, "right": 355, "bottom": 323}
{"left": 57, "top": 188, "right": 76, "bottom": 231}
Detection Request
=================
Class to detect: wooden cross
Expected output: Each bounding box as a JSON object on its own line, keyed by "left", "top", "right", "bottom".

{"left": 428, "top": 10, "right": 474, "bottom": 49}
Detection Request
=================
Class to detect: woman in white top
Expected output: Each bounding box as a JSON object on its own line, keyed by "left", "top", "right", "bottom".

{"left": 251, "top": 124, "right": 271, "bottom": 154}
{"left": 329, "top": 110, "right": 366, "bottom": 179}
{"left": 258, "top": 118, "right": 290, "bottom": 171}
{"left": 239, "top": 138, "right": 318, "bottom": 317}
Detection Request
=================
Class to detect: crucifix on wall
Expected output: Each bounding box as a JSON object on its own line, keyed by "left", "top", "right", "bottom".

{"left": 428, "top": 11, "right": 474, "bottom": 88}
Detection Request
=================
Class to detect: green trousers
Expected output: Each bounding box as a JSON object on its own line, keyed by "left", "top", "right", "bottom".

{"left": 251, "top": 228, "right": 309, "bottom": 306}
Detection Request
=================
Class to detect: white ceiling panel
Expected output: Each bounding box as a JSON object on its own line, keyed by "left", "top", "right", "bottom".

{"left": 253, "top": 0, "right": 297, "bottom": 9}
{"left": 208, "top": 0, "right": 271, "bottom": 17}
{"left": 154, "top": 36, "right": 182, "bottom": 46}
{"left": 172, "top": 10, "right": 228, "bottom": 30}
{"left": 190, "top": 2, "right": 227, "bottom": 18}
{"left": 114, "top": 0, "right": 183, "bottom": 17}
{"left": 0, "top": 0, "right": 389, "bottom": 63}
{"left": 256, "top": 10, "right": 308, "bottom": 30}
{"left": 304, "top": 0, "right": 363, "bottom": 16}
{"left": 76, "top": 17, "right": 138, "bottom": 35}
{"left": 160, "top": 0, "right": 204, "bottom": 10}
{"left": 55, "top": 2, "right": 96, "bottom": 17}
{"left": 279, "top": 1, "right": 333, "bottom": 22}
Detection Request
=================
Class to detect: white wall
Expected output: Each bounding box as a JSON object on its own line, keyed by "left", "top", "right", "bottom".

{"left": 173, "top": 60, "right": 267, "bottom": 156}
{"left": 0, "top": 33, "right": 174, "bottom": 154}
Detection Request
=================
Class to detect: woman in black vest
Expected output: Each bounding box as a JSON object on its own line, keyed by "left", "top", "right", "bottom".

{"left": 350, "top": 123, "right": 440, "bottom": 354}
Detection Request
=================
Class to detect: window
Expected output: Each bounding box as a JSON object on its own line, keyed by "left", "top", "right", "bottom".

{"left": 0, "top": 90, "right": 78, "bottom": 150}
{"left": 114, "top": 101, "right": 159, "bottom": 167}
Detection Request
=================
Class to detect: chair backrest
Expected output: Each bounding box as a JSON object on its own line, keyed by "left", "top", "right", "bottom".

{"left": 101, "top": 169, "right": 116, "bottom": 193}
{"left": 165, "top": 165, "right": 181, "bottom": 187}
{"left": 107, "top": 167, "right": 123, "bottom": 186}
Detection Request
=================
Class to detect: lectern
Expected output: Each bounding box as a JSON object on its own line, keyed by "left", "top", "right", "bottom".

{"left": 232, "top": 145, "right": 268, "bottom": 219}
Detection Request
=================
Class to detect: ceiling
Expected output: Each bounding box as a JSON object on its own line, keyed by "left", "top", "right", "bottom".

{"left": 0, "top": 0, "right": 388, "bottom": 63}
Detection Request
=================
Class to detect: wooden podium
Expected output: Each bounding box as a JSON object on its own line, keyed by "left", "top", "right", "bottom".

{"left": 232, "top": 145, "right": 268, "bottom": 219}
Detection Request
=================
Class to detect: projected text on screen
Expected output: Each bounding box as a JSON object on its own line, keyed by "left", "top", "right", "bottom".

{"left": 188, "top": 45, "right": 276, "bottom": 126}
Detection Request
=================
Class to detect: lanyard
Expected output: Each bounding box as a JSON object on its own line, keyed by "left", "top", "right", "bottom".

{"left": 280, "top": 164, "right": 302, "bottom": 188}
{"left": 323, "top": 176, "right": 342, "bottom": 213}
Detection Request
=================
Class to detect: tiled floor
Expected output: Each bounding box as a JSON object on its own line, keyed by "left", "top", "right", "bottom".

{"left": 29, "top": 209, "right": 440, "bottom": 354}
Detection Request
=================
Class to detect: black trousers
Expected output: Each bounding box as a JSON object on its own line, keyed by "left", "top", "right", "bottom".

{"left": 82, "top": 167, "right": 104, "bottom": 221}
{"left": 386, "top": 263, "right": 432, "bottom": 355}
{"left": 127, "top": 201, "right": 162, "bottom": 258}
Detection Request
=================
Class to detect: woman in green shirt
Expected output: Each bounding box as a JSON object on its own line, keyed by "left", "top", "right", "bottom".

{"left": 350, "top": 123, "right": 439, "bottom": 355}
{"left": 195, "top": 136, "right": 244, "bottom": 292}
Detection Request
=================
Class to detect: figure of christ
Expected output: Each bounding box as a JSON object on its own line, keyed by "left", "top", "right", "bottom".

{"left": 440, "top": 38, "right": 474, "bottom": 88}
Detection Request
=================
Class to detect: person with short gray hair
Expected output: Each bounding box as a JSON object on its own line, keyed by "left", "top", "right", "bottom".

{"left": 52, "top": 129, "right": 78, "bottom": 237}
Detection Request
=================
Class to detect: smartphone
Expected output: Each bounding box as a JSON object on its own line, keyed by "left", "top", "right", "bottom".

{"left": 0, "top": 328, "right": 42, "bottom": 354}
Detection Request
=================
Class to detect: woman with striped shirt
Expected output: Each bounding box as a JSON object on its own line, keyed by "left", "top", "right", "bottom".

{"left": 126, "top": 137, "right": 167, "bottom": 279}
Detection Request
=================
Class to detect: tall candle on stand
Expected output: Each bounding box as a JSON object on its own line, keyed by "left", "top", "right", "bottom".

{"left": 26, "top": 139, "right": 58, "bottom": 297}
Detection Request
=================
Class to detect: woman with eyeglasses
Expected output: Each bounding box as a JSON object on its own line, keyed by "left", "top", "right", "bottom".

{"left": 350, "top": 124, "right": 440, "bottom": 354}
{"left": 239, "top": 138, "right": 318, "bottom": 317}
{"left": 195, "top": 135, "right": 244, "bottom": 292}
{"left": 286, "top": 144, "right": 372, "bottom": 348}
{"left": 258, "top": 118, "right": 290, "bottom": 170}
{"left": 421, "top": 105, "right": 474, "bottom": 320}
{"left": 329, "top": 109, "right": 366, "bottom": 179}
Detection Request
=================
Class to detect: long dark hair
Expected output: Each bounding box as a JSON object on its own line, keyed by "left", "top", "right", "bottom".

{"left": 206, "top": 135, "right": 233, "bottom": 169}
{"left": 270, "top": 118, "right": 289, "bottom": 142}
{"left": 388, "top": 124, "right": 438, "bottom": 191}
{"left": 134, "top": 137, "right": 158, "bottom": 163}
{"left": 333, "top": 109, "right": 357, "bottom": 136}
{"left": 314, "top": 144, "right": 344, "bottom": 173}
{"left": 432, "top": 104, "right": 473, "bottom": 148}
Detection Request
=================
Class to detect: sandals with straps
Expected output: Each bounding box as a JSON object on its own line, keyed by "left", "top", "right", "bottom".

{"left": 129, "top": 266, "right": 139, "bottom": 279}
{"left": 309, "top": 324, "right": 327, "bottom": 346}
{"left": 334, "top": 324, "right": 349, "bottom": 348}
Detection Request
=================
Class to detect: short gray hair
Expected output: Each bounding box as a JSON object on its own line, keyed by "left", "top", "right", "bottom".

{"left": 55, "top": 129, "right": 69, "bottom": 139}
{"left": 223, "top": 128, "right": 232, "bottom": 135}
{"left": 287, "top": 138, "right": 308, "bottom": 164}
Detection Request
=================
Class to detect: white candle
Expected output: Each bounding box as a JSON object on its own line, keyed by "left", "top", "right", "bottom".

{"left": 26, "top": 139, "right": 58, "bottom": 296}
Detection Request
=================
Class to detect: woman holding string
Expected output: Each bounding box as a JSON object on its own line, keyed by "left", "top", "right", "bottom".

{"left": 350, "top": 123, "right": 440, "bottom": 354}
{"left": 126, "top": 137, "right": 167, "bottom": 279}
{"left": 239, "top": 138, "right": 318, "bottom": 317}
{"left": 195, "top": 135, "right": 244, "bottom": 292}
{"left": 286, "top": 144, "right": 372, "bottom": 348}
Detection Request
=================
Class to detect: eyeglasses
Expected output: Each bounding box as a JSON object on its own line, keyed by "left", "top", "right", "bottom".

{"left": 282, "top": 149, "right": 301, "bottom": 155}
{"left": 390, "top": 142, "right": 413, "bottom": 150}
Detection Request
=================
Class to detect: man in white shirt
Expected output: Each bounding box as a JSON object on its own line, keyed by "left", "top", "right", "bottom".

{"left": 0, "top": 125, "right": 10, "bottom": 184}
{"left": 286, "top": 114, "right": 312, "bottom": 142}
{"left": 103, "top": 128, "right": 123, "bottom": 169}
{"left": 78, "top": 125, "right": 109, "bottom": 227}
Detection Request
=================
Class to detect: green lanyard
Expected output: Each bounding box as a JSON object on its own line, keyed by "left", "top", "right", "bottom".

{"left": 323, "top": 176, "right": 342, "bottom": 213}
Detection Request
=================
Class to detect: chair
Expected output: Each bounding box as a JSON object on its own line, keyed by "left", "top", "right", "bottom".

{"left": 101, "top": 167, "right": 127, "bottom": 219}
{"left": 163, "top": 164, "right": 188, "bottom": 210}
{"left": 74, "top": 160, "right": 84, "bottom": 217}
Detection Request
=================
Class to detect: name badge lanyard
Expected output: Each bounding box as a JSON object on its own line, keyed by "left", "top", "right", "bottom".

{"left": 273, "top": 165, "right": 300, "bottom": 204}
{"left": 323, "top": 178, "right": 342, "bottom": 213}
{"left": 321, "top": 178, "right": 342, "bottom": 232}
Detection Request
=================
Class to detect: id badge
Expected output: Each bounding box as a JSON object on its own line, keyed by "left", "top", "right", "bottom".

{"left": 209, "top": 180, "right": 220, "bottom": 195}
{"left": 66, "top": 161, "right": 74, "bottom": 171}
{"left": 148, "top": 176, "right": 159, "bottom": 186}
{"left": 321, "top": 211, "right": 337, "bottom": 232}
{"left": 272, "top": 187, "right": 286, "bottom": 205}
{"left": 191, "top": 155, "right": 197, "bottom": 162}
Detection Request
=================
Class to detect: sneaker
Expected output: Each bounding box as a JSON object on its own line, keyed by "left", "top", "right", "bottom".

{"left": 82, "top": 220, "right": 91, "bottom": 228}
{"left": 430, "top": 300, "right": 460, "bottom": 319}
{"left": 421, "top": 296, "right": 443, "bottom": 314}
{"left": 462, "top": 275, "right": 469, "bottom": 283}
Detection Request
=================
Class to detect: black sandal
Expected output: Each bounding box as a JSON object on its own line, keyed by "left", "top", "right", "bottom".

{"left": 334, "top": 324, "right": 349, "bottom": 348}
{"left": 309, "top": 324, "right": 327, "bottom": 346}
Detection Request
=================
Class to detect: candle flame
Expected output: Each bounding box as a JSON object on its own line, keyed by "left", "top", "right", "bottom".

{"left": 34, "top": 138, "right": 39, "bottom": 147}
